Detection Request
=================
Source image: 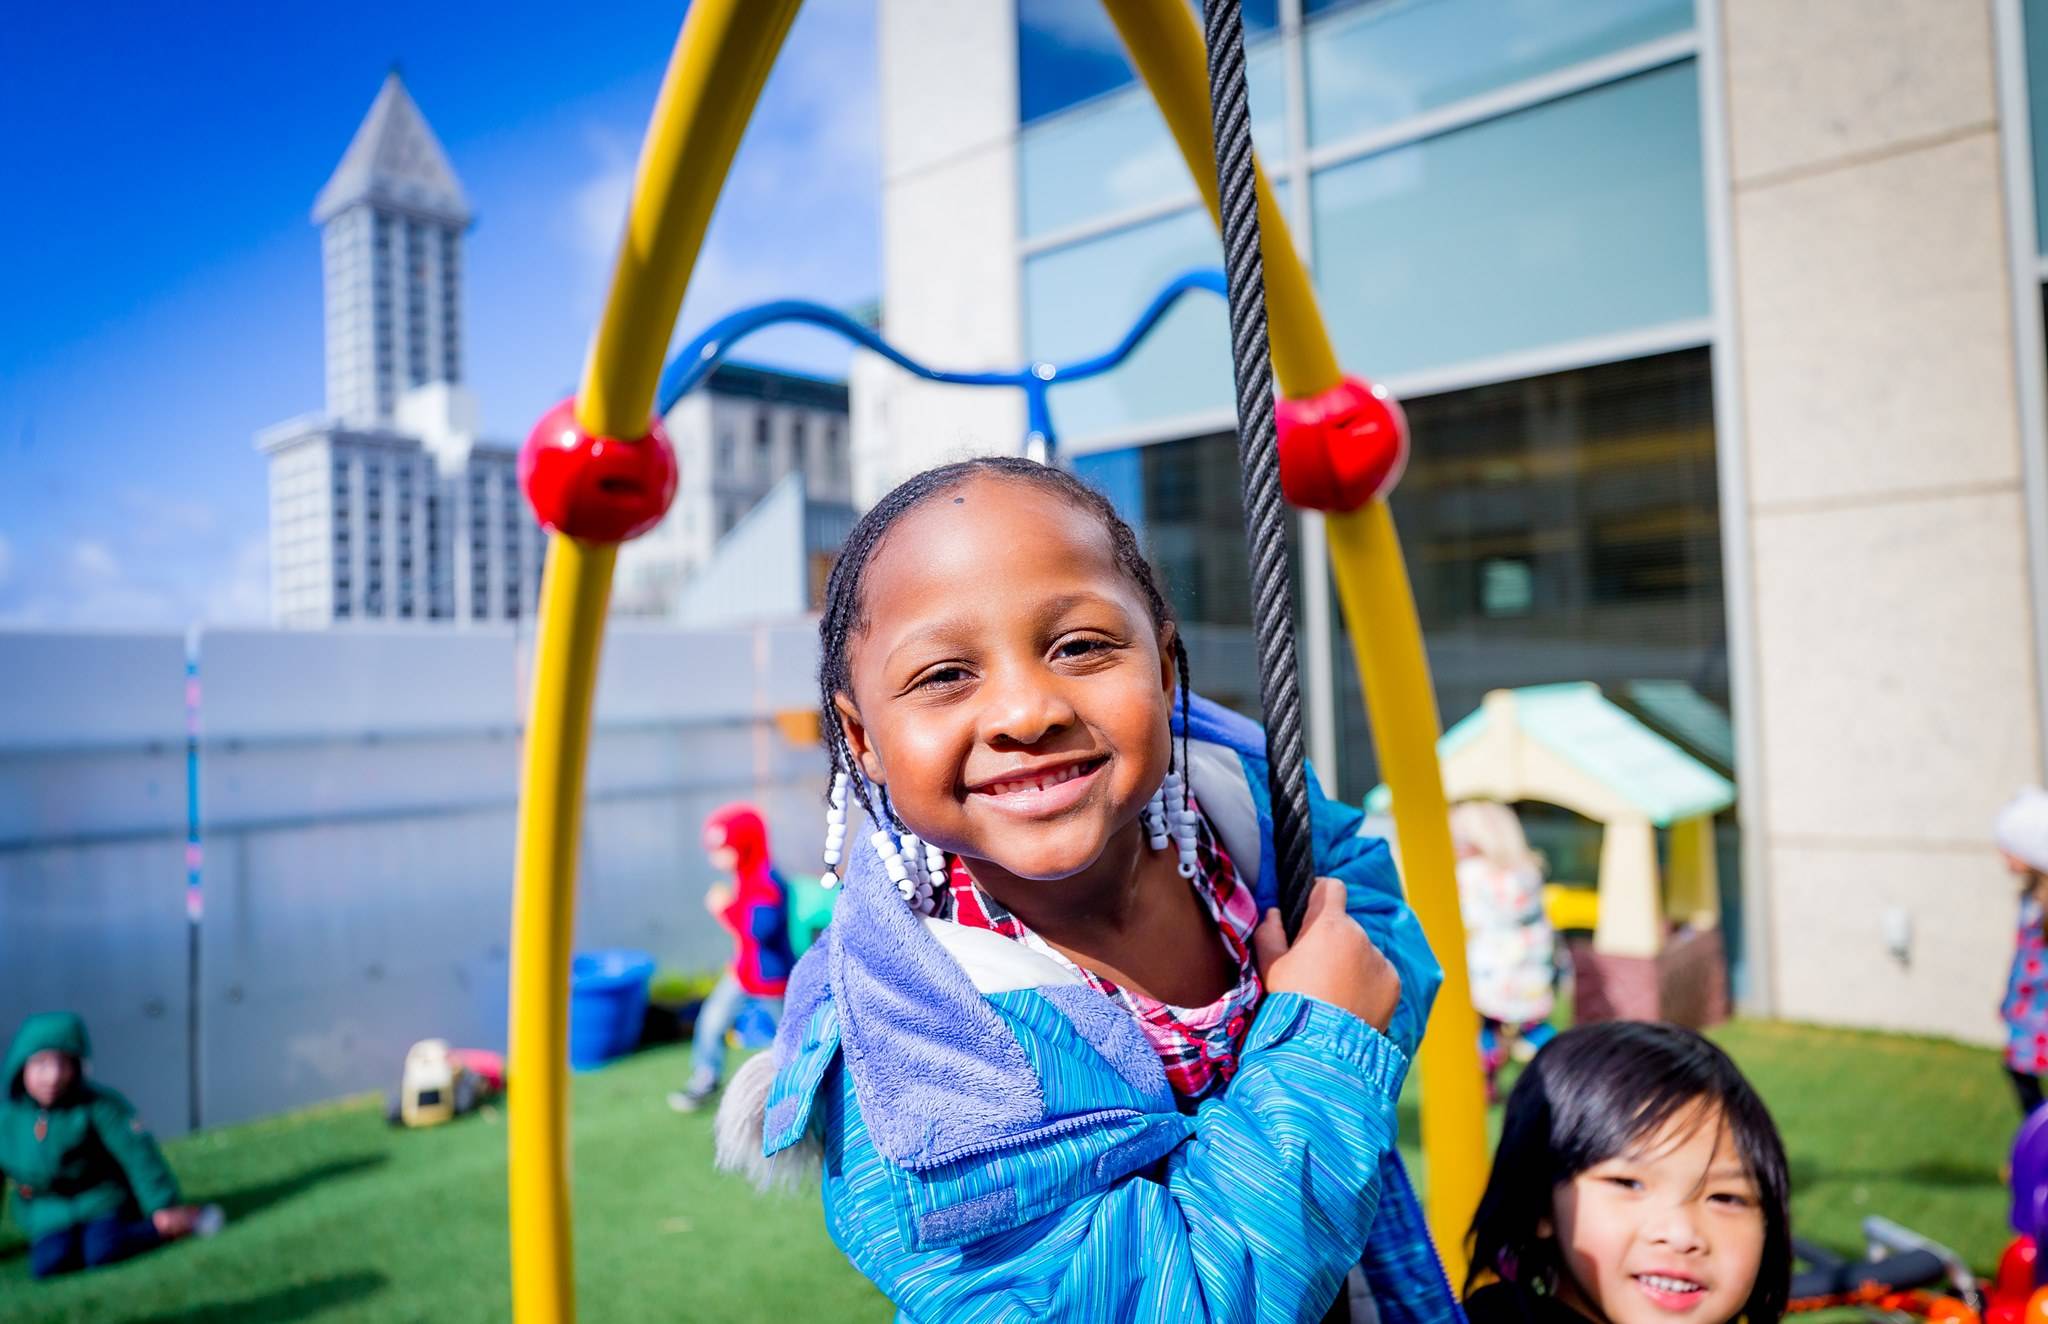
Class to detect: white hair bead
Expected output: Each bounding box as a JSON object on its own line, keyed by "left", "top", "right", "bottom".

{"left": 1157, "top": 764, "right": 1201, "bottom": 878}
{"left": 821, "top": 772, "right": 853, "bottom": 873}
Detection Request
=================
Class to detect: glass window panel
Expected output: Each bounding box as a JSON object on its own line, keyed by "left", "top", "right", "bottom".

{"left": 1021, "top": 39, "right": 1288, "bottom": 238}
{"left": 1073, "top": 432, "right": 1288, "bottom": 724}
{"left": 1019, "top": 0, "right": 1139, "bottom": 125}
{"left": 2028, "top": 0, "right": 2048, "bottom": 256}
{"left": 1072, "top": 448, "right": 1147, "bottom": 535}
{"left": 1306, "top": 0, "right": 1693, "bottom": 148}
{"left": 1018, "top": 0, "right": 1278, "bottom": 126}
{"left": 1331, "top": 347, "right": 1724, "bottom": 799}
{"left": 1023, "top": 206, "right": 1238, "bottom": 446}
{"left": 1312, "top": 62, "right": 1708, "bottom": 382}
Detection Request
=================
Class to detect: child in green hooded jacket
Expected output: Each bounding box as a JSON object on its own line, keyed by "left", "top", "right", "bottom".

{"left": 2, "top": 1011, "right": 224, "bottom": 1278}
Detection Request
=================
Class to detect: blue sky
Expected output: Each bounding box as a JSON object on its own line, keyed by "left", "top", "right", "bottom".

{"left": 0, "top": 0, "right": 878, "bottom": 627}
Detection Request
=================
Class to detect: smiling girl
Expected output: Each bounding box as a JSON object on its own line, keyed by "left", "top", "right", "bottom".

{"left": 717, "top": 457, "right": 1458, "bottom": 1323}
{"left": 1463, "top": 1021, "right": 1792, "bottom": 1324}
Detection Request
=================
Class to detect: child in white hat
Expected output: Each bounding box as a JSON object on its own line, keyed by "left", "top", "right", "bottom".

{"left": 1995, "top": 787, "right": 2048, "bottom": 1117}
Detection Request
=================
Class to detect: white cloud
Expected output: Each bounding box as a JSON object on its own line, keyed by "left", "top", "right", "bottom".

{"left": 0, "top": 525, "right": 263, "bottom": 630}
{"left": 561, "top": 0, "right": 881, "bottom": 376}
{"left": 569, "top": 130, "right": 636, "bottom": 276}
{"left": 71, "top": 540, "right": 119, "bottom": 581}
{"left": 202, "top": 535, "right": 270, "bottom": 626}
{"left": 119, "top": 488, "right": 219, "bottom": 541}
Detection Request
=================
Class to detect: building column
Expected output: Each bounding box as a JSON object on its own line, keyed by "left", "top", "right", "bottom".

{"left": 852, "top": 0, "right": 1027, "bottom": 507}
{"left": 1715, "top": 0, "right": 2041, "bottom": 1045}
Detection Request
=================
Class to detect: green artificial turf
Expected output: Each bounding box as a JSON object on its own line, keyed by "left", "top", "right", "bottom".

{"left": 0, "top": 1046, "right": 890, "bottom": 1323}
{"left": 0, "top": 1021, "right": 2019, "bottom": 1322}
{"left": 1712, "top": 1020, "right": 2014, "bottom": 1269}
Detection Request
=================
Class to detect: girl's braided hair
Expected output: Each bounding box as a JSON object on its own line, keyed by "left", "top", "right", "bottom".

{"left": 817, "top": 456, "right": 1191, "bottom": 826}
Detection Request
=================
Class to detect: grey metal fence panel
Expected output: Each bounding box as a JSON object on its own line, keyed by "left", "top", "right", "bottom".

{"left": 198, "top": 806, "right": 515, "bottom": 1127}
{"left": 195, "top": 627, "right": 524, "bottom": 1127}
{"left": 0, "top": 631, "right": 192, "bottom": 1134}
{"left": 194, "top": 622, "right": 827, "bottom": 1127}
{"left": 0, "top": 623, "right": 830, "bottom": 1132}
{"left": 579, "top": 622, "right": 827, "bottom": 972}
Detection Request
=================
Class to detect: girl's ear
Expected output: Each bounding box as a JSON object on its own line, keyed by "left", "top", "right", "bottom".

{"left": 1536, "top": 1216, "right": 1553, "bottom": 1239}
{"left": 1156, "top": 620, "right": 1178, "bottom": 698}
{"left": 833, "top": 692, "right": 885, "bottom": 785}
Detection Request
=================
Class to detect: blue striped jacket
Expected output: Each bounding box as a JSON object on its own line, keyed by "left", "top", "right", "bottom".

{"left": 731, "top": 696, "right": 1464, "bottom": 1324}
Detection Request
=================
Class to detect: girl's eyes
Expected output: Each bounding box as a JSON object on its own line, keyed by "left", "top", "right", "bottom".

{"left": 906, "top": 635, "right": 1120, "bottom": 690}
{"left": 912, "top": 665, "right": 971, "bottom": 691}
{"left": 1592, "top": 1173, "right": 1755, "bottom": 1208}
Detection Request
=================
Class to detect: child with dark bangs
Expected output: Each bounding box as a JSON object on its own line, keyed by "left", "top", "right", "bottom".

{"left": 1464, "top": 1021, "right": 1791, "bottom": 1324}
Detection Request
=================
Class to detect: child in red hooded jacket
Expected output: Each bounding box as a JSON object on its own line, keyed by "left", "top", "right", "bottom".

{"left": 668, "top": 804, "right": 796, "bottom": 1112}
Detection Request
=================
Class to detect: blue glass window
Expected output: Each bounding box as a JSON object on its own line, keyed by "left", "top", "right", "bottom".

{"left": 1072, "top": 431, "right": 1275, "bottom": 723}
{"left": 1335, "top": 347, "right": 1723, "bottom": 795}
{"left": 1019, "top": 0, "right": 1278, "bottom": 126}
{"left": 1311, "top": 62, "right": 1708, "bottom": 383}
{"left": 1020, "top": 39, "right": 1288, "bottom": 237}
{"left": 1024, "top": 206, "right": 1234, "bottom": 446}
{"left": 1305, "top": 0, "right": 1694, "bottom": 148}
{"left": 2027, "top": 0, "right": 2048, "bottom": 256}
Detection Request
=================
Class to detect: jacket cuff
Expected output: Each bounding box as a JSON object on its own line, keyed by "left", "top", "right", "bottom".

{"left": 1244, "top": 991, "right": 1411, "bottom": 1098}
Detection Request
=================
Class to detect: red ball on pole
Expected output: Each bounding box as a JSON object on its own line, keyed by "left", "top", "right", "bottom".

{"left": 1274, "top": 374, "right": 1410, "bottom": 513}
{"left": 517, "top": 397, "right": 679, "bottom": 545}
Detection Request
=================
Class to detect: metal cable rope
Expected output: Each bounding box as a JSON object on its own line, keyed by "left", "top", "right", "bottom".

{"left": 1200, "top": 0, "right": 1318, "bottom": 941}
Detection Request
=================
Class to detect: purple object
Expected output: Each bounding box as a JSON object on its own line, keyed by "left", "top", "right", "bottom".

{"left": 2012, "top": 1104, "right": 2048, "bottom": 1251}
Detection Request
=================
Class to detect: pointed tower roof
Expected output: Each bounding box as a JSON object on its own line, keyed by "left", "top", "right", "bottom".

{"left": 313, "top": 71, "right": 472, "bottom": 226}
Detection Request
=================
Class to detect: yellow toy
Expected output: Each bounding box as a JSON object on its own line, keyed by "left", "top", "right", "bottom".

{"left": 399, "top": 1040, "right": 460, "bottom": 1129}
{"left": 388, "top": 1039, "right": 502, "bottom": 1130}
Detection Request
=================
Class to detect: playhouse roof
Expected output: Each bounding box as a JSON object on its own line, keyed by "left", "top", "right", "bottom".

{"left": 1366, "top": 682, "right": 1735, "bottom": 827}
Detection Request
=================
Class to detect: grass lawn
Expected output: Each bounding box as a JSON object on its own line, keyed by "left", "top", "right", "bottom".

{"left": 0, "top": 1021, "right": 2019, "bottom": 1322}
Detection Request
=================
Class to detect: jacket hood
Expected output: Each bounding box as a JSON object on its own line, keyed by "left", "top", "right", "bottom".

{"left": 705, "top": 803, "right": 773, "bottom": 882}
{"left": 6, "top": 1012, "right": 90, "bottom": 1097}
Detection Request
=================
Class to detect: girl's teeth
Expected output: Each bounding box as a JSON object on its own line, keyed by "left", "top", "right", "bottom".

{"left": 1639, "top": 1276, "right": 1701, "bottom": 1294}
{"left": 991, "top": 764, "right": 1085, "bottom": 795}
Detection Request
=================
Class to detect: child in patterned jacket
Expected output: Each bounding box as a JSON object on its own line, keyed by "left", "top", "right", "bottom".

{"left": 1996, "top": 786, "right": 2048, "bottom": 1117}
{"left": 717, "top": 457, "right": 1458, "bottom": 1323}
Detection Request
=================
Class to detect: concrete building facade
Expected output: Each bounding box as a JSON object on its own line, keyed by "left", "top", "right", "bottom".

{"left": 613, "top": 364, "right": 855, "bottom": 616}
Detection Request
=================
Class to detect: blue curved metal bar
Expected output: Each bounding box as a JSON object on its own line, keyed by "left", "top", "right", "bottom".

{"left": 1039, "top": 268, "right": 1227, "bottom": 386}
{"left": 655, "top": 267, "right": 1228, "bottom": 459}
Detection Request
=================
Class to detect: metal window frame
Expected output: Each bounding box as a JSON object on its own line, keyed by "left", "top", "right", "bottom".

{"left": 1995, "top": 0, "right": 2048, "bottom": 779}
{"left": 1692, "top": 0, "right": 1773, "bottom": 1014}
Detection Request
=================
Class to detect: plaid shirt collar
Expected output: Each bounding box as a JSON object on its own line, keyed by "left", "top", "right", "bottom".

{"left": 946, "top": 802, "right": 1263, "bottom": 1102}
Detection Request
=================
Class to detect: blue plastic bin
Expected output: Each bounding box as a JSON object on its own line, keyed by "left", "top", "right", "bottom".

{"left": 568, "top": 949, "right": 656, "bottom": 1071}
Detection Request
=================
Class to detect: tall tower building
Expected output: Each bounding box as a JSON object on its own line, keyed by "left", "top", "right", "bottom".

{"left": 261, "top": 70, "right": 854, "bottom": 629}
{"left": 261, "top": 72, "right": 541, "bottom": 630}
{"left": 312, "top": 70, "right": 472, "bottom": 429}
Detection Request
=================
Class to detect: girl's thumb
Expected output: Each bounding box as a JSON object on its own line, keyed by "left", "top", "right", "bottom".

{"left": 1252, "top": 907, "right": 1287, "bottom": 974}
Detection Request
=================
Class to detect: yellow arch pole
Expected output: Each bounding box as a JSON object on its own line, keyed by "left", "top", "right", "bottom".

{"left": 507, "top": 4, "right": 804, "bottom": 1322}
{"left": 1100, "top": 0, "right": 1486, "bottom": 1278}
{"left": 578, "top": 2, "right": 806, "bottom": 436}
